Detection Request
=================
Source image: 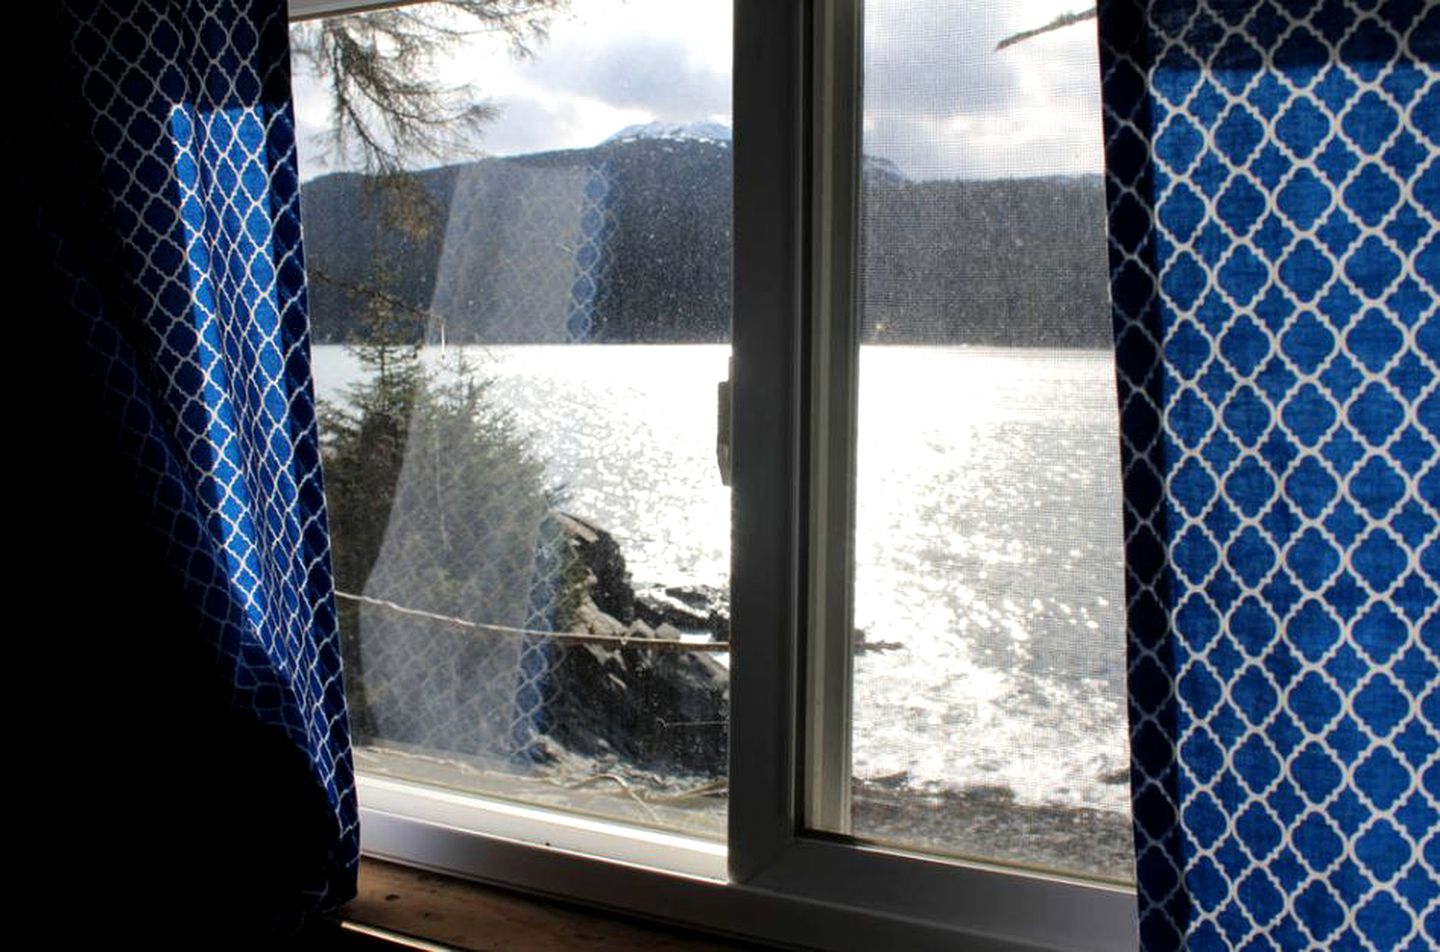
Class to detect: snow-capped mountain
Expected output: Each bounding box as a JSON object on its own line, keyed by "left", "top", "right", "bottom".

{"left": 604, "top": 120, "right": 733, "bottom": 145}
{"left": 603, "top": 119, "right": 911, "bottom": 183}
{"left": 303, "top": 126, "right": 1107, "bottom": 347}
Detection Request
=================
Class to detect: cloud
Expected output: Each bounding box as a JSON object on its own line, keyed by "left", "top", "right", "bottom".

{"left": 535, "top": 35, "right": 730, "bottom": 122}
{"left": 291, "top": 0, "right": 1104, "bottom": 181}
{"left": 458, "top": 31, "right": 730, "bottom": 157}
{"left": 291, "top": 66, "right": 341, "bottom": 180}
{"left": 471, "top": 92, "right": 652, "bottom": 158}
{"left": 863, "top": 11, "right": 1026, "bottom": 119}
{"left": 861, "top": 0, "right": 1105, "bottom": 179}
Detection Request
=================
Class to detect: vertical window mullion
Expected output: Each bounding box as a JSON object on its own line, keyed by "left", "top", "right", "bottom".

{"left": 728, "top": 0, "right": 810, "bottom": 882}
{"left": 804, "top": 0, "right": 862, "bottom": 836}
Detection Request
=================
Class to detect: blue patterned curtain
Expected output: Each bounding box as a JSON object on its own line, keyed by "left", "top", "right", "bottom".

{"left": 29, "top": 0, "right": 356, "bottom": 928}
{"left": 1100, "top": 1, "right": 1437, "bottom": 948}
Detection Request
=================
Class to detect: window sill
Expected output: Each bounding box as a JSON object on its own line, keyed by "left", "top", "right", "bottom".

{"left": 337, "top": 858, "right": 761, "bottom": 951}
{"left": 358, "top": 775, "right": 1137, "bottom": 952}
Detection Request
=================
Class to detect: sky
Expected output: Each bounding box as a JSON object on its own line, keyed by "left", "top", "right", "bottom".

{"left": 291, "top": 0, "right": 1104, "bottom": 182}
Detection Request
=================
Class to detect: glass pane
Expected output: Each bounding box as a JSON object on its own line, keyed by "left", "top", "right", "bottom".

{"left": 829, "top": 0, "right": 1131, "bottom": 879}
{"left": 292, "top": 0, "right": 732, "bottom": 838}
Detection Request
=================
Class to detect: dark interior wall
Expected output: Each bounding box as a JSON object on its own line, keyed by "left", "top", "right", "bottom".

{"left": 20, "top": 6, "right": 339, "bottom": 941}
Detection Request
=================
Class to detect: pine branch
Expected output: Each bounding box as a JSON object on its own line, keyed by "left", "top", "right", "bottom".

{"left": 995, "top": 7, "right": 1096, "bottom": 52}
{"left": 291, "top": 0, "right": 571, "bottom": 174}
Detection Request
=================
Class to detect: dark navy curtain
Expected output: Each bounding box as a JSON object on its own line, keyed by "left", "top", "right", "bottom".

{"left": 1099, "top": 1, "right": 1438, "bottom": 948}
{"left": 26, "top": 0, "right": 356, "bottom": 932}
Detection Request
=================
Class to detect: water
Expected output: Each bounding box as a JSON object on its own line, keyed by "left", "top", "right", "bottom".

{"left": 852, "top": 346, "right": 1128, "bottom": 816}
{"left": 311, "top": 343, "right": 1129, "bottom": 815}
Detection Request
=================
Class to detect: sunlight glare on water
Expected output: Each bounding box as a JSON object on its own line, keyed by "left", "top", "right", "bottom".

{"left": 312, "top": 343, "right": 1129, "bottom": 813}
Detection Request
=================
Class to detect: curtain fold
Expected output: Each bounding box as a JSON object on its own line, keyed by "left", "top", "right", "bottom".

{"left": 1100, "top": 0, "right": 1438, "bottom": 948}
{"left": 31, "top": 0, "right": 357, "bottom": 925}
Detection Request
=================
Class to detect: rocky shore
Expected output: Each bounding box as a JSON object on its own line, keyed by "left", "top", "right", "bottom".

{"left": 852, "top": 780, "right": 1133, "bottom": 882}
{"left": 527, "top": 512, "right": 1133, "bottom": 882}
{"left": 359, "top": 734, "right": 1133, "bottom": 882}
{"left": 535, "top": 513, "right": 729, "bottom": 778}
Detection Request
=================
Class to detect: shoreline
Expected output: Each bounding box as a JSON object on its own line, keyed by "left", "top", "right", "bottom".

{"left": 851, "top": 779, "right": 1134, "bottom": 883}
{"left": 357, "top": 743, "right": 1133, "bottom": 883}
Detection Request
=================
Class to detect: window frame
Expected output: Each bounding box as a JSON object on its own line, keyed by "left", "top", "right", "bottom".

{"left": 289, "top": 1, "right": 1139, "bottom": 948}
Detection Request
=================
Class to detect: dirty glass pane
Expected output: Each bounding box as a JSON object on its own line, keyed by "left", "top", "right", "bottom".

{"left": 829, "top": 0, "right": 1133, "bottom": 880}
{"left": 292, "top": 0, "right": 732, "bottom": 837}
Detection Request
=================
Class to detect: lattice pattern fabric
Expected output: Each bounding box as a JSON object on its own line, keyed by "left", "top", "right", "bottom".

{"left": 566, "top": 165, "right": 620, "bottom": 341}
{"left": 356, "top": 164, "right": 619, "bottom": 762}
{"left": 1099, "top": 1, "right": 1438, "bottom": 948}
{"left": 356, "top": 486, "right": 563, "bottom": 759}
{"left": 428, "top": 161, "right": 617, "bottom": 343}
{"left": 42, "top": 0, "right": 356, "bottom": 911}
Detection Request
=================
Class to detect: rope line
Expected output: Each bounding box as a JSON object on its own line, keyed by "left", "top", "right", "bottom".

{"left": 334, "top": 590, "right": 732, "bottom": 652}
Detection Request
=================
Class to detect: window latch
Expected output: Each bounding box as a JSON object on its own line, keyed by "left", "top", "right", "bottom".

{"left": 717, "top": 357, "right": 732, "bottom": 487}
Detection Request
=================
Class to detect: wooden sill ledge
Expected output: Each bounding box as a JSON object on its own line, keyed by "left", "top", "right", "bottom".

{"left": 334, "top": 858, "right": 770, "bottom": 951}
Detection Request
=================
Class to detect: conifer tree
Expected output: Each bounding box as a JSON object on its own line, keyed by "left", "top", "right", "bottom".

{"left": 295, "top": 2, "right": 572, "bottom": 737}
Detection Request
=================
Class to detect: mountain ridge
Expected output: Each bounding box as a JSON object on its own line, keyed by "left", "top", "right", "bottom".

{"left": 300, "top": 135, "right": 1111, "bottom": 348}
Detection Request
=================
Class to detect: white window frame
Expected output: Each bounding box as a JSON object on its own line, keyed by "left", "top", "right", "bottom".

{"left": 289, "top": 1, "right": 1140, "bottom": 948}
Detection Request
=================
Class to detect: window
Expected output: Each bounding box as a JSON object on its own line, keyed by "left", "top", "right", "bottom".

{"left": 808, "top": 0, "right": 1130, "bottom": 883}
{"left": 292, "top": 0, "right": 735, "bottom": 842}
{"left": 289, "top": 0, "right": 1138, "bottom": 948}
